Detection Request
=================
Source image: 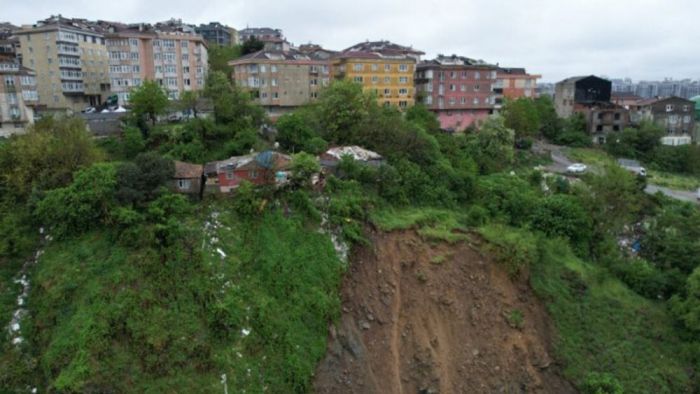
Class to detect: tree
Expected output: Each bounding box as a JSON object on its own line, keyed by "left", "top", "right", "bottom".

{"left": 606, "top": 121, "right": 664, "bottom": 160}
{"left": 35, "top": 163, "right": 118, "bottom": 237}
{"left": 582, "top": 372, "right": 623, "bottom": 394}
{"left": 129, "top": 80, "right": 169, "bottom": 128}
{"left": 207, "top": 43, "right": 242, "bottom": 74}
{"left": 466, "top": 116, "right": 515, "bottom": 174}
{"left": 204, "top": 71, "right": 265, "bottom": 128}
{"left": 179, "top": 90, "right": 199, "bottom": 119}
{"left": 116, "top": 152, "right": 175, "bottom": 205}
{"left": 315, "top": 80, "right": 372, "bottom": 144}
{"left": 289, "top": 152, "right": 320, "bottom": 188}
{"left": 0, "top": 116, "right": 103, "bottom": 199}
{"left": 405, "top": 104, "right": 441, "bottom": 134}
{"left": 276, "top": 112, "right": 317, "bottom": 153}
{"left": 534, "top": 96, "right": 562, "bottom": 140}
{"left": 502, "top": 98, "right": 540, "bottom": 139}
{"left": 241, "top": 37, "right": 264, "bottom": 55}
{"left": 531, "top": 194, "right": 592, "bottom": 253}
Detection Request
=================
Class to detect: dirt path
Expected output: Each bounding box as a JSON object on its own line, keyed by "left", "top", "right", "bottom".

{"left": 314, "top": 230, "right": 576, "bottom": 394}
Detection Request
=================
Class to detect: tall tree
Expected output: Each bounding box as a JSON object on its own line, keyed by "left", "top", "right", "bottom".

{"left": 129, "top": 80, "right": 169, "bottom": 128}
{"left": 502, "top": 98, "right": 541, "bottom": 138}
{"left": 178, "top": 90, "right": 199, "bottom": 119}
{"left": 241, "top": 37, "right": 264, "bottom": 55}
{"left": 207, "top": 43, "right": 242, "bottom": 74}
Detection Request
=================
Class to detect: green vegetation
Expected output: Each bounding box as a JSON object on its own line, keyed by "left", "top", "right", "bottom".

{"left": 507, "top": 309, "right": 524, "bottom": 329}
{"left": 2, "top": 71, "right": 700, "bottom": 394}
{"left": 532, "top": 239, "right": 692, "bottom": 393}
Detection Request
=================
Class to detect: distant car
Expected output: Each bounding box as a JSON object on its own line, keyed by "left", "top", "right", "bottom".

{"left": 83, "top": 106, "right": 96, "bottom": 113}
{"left": 566, "top": 163, "right": 587, "bottom": 174}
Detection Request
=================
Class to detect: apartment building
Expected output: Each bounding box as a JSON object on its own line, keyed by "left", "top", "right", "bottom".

{"left": 0, "top": 55, "right": 38, "bottom": 136}
{"left": 230, "top": 48, "right": 333, "bottom": 118}
{"left": 333, "top": 40, "right": 423, "bottom": 109}
{"left": 15, "top": 16, "right": 111, "bottom": 112}
{"left": 630, "top": 96, "right": 696, "bottom": 137}
{"left": 196, "top": 22, "right": 238, "bottom": 47}
{"left": 102, "top": 22, "right": 208, "bottom": 104}
{"left": 555, "top": 75, "right": 629, "bottom": 143}
{"left": 494, "top": 67, "right": 540, "bottom": 107}
{"left": 415, "top": 54, "right": 497, "bottom": 131}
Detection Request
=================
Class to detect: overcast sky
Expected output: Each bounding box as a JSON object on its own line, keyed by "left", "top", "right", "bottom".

{"left": 4, "top": 0, "right": 699, "bottom": 82}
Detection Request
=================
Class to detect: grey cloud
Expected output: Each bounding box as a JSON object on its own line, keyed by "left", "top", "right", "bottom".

{"left": 4, "top": 0, "right": 699, "bottom": 81}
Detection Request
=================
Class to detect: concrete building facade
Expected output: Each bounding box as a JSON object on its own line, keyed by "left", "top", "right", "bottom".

{"left": 494, "top": 67, "right": 540, "bottom": 107}
{"left": 196, "top": 22, "right": 238, "bottom": 46}
{"left": 555, "top": 75, "right": 629, "bottom": 143}
{"left": 15, "top": 16, "right": 111, "bottom": 112}
{"left": 230, "top": 49, "right": 332, "bottom": 118}
{"left": 0, "top": 56, "right": 38, "bottom": 136}
{"left": 631, "top": 96, "right": 696, "bottom": 137}
{"left": 333, "top": 40, "right": 423, "bottom": 110}
{"left": 103, "top": 22, "right": 208, "bottom": 104}
{"left": 415, "top": 54, "right": 497, "bottom": 131}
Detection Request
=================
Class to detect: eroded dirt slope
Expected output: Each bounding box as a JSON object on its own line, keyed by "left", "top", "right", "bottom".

{"left": 314, "top": 230, "right": 576, "bottom": 394}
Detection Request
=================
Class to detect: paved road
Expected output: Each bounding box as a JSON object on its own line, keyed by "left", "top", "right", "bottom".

{"left": 645, "top": 184, "right": 699, "bottom": 204}
{"left": 533, "top": 141, "right": 699, "bottom": 205}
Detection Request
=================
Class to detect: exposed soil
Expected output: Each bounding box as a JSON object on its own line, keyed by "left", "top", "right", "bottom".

{"left": 314, "top": 230, "right": 577, "bottom": 394}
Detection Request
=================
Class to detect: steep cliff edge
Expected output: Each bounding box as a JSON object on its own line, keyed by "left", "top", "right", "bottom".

{"left": 314, "top": 230, "right": 576, "bottom": 394}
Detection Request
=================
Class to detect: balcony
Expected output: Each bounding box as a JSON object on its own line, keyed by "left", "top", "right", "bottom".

{"left": 492, "top": 88, "right": 503, "bottom": 94}
{"left": 5, "top": 84, "right": 16, "bottom": 92}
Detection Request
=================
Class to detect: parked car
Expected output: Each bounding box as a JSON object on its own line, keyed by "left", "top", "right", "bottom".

{"left": 566, "top": 163, "right": 587, "bottom": 174}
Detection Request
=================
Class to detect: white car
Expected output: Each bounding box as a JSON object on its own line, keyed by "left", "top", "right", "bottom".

{"left": 566, "top": 163, "right": 587, "bottom": 174}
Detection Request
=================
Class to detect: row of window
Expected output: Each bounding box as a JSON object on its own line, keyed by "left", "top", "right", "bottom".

{"left": 437, "top": 70, "right": 497, "bottom": 80}
{"left": 110, "top": 65, "right": 141, "bottom": 74}
{"left": 109, "top": 51, "right": 140, "bottom": 61}
{"left": 352, "top": 63, "right": 412, "bottom": 72}
{"left": 353, "top": 75, "right": 411, "bottom": 84}
{"left": 52, "top": 31, "right": 104, "bottom": 45}
{"left": 106, "top": 38, "right": 139, "bottom": 47}
{"left": 245, "top": 64, "right": 330, "bottom": 74}
{"left": 2, "top": 77, "right": 35, "bottom": 88}
{"left": 61, "top": 81, "right": 83, "bottom": 91}
{"left": 60, "top": 69, "right": 83, "bottom": 79}
{"left": 259, "top": 91, "right": 320, "bottom": 100}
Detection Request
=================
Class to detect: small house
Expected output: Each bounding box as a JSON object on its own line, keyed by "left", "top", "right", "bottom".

{"left": 206, "top": 151, "right": 292, "bottom": 193}
{"left": 173, "top": 161, "right": 204, "bottom": 195}
{"left": 319, "top": 146, "right": 384, "bottom": 174}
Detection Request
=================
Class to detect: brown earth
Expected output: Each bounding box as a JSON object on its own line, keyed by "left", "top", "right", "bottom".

{"left": 313, "top": 230, "right": 577, "bottom": 394}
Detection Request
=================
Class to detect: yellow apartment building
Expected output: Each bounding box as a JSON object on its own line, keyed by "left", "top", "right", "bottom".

{"left": 332, "top": 41, "right": 423, "bottom": 109}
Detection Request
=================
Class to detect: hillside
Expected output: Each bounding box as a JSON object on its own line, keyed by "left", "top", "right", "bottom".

{"left": 314, "top": 229, "right": 575, "bottom": 393}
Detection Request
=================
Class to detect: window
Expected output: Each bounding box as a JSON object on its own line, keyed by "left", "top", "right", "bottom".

{"left": 353, "top": 76, "right": 363, "bottom": 83}
{"left": 449, "top": 97, "right": 456, "bottom": 106}
{"left": 398, "top": 76, "right": 408, "bottom": 84}
{"left": 371, "top": 64, "right": 378, "bottom": 71}
{"left": 460, "top": 84, "right": 466, "bottom": 92}
{"left": 249, "top": 170, "right": 258, "bottom": 179}
{"left": 271, "top": 65, "right": 277, "bottom": 73}
{"left": 399, "top": 88, "right": 408, "bottom": 95}
{"left": 614, "top": 113, "right": 620, "bottom": 120}
{"left": 384, "top": 76, "right": 391, "bottom": 83}
{"left": 683, "top": 105, "right": 689, "bottom": 112}
{"left": 177, "top": 179, "right": 191, "bottom": 190}
{"left": 129, "top": 38, "right": 138, "bottom": 47}
{"left": 449, "top": 84, "right": 456, "bottom": 91}
{"left": 273, "top": 92, "right": 279, "bottom": 99}
{"left": 353, "top": 63, "right": 364, "bottom": 71}
{"left": 666, "top": 104, "right": 674, "bottom": 112}
{"left": 474, "top": 71, "right": 480, "bottom": 79}
{"left": 260, "top": 65, "right": 266, "bottom": 72}
{"left": 384, "top": 88, "right": 391, "bottom": 96}
{"left": 596, "top": 125, "right": 603, "bottom": 132}
{"left": 226, "top": 171, "right": 234, "bottom": 180}
{"left": 461, "top": 97, "right": 466, "bottom": 104}
{"left": 399, "top": 64, "right": 408, "bottom": 72}
{"left": 183, "top": 66, "right": 190, "bottom": 73}
{"left": 371, "top": 76, "right": 379, "bottom": 84}
{"left": 384, "top": 64, "right": 391, "bottom": 71}
{"left": 399, "top": 101, "right": 408, "bottom": 108}
{"left": 450, "top": 71, "right": 456, "bottom": 79}
{"left": 132, "top": 65, "right": 140, "bottom": 73}
{"left": 271, "top": 78, "right": 277, "bottom": 86}
{"left": 473, "top": 98, "right": 479, "bottom": 105}
{"left": 461, "top": 71, "right": 467, "bottom": 79}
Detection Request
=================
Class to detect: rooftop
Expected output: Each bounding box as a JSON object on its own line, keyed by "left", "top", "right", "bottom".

{"left": 340, "top": 40, "right": 424, "bottom": 59}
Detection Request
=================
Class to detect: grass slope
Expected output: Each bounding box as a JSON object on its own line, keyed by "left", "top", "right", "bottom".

{"left": 532, "top": 238, "right": 692, "bottom": 393}
{"left": 12, "top": 204, "right": 342, "bottom": 392}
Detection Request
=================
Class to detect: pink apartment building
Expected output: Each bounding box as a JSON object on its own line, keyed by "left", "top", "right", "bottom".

{"left": 415, "top": 55, "right": 497, "bottom": 131}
